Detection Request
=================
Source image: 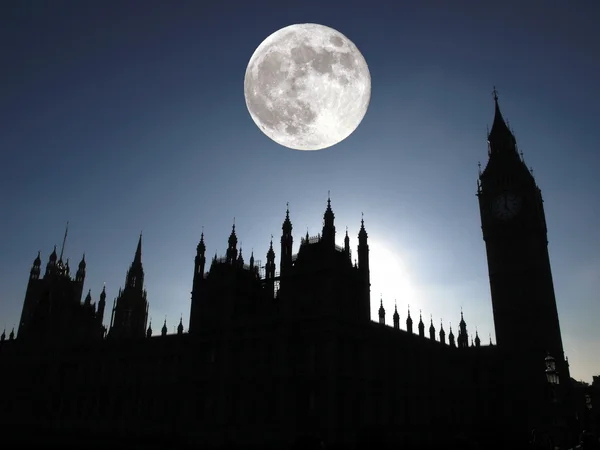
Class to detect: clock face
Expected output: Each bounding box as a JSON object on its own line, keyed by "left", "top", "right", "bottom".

{"left": 492, "top": 192, "right": 521, "bottom": 220}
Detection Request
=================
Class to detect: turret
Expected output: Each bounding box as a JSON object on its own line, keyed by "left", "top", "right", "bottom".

{"left": 406, "top": 306, "right": 413, "bottom": 334}
{"left": 30, "top": 252, "right": 41, "bottom": 281}
{"left": 193, "top": 230, "right": 206, "bottom": 287}
{"left": 84, "top": 289, "right": 92, "bottom": 306}
{"left": 393, "top": 301, "right": 399, "bottom": 330}
{"left": 418, "top": 311, "right": 425, "bottom": 338}
{"left": 439, "top": 320, "right": 446, "bottom": 345}
{"left": 45, "top": 245, "right": 58, "bottom": 276}
{"left": 475, "top": 329, "right": 481, "bottom": 348}
{"left": 280, "top": 204, "right": 293, "bottom": 277}
{"left": 357, "top": 214, "right": 370, "bottom": 322}
{"left": 458, "top": 311, "right": 468, "bottom": 348}
{"left": 265, "top": 237, "right": 275, "bottom": 279}
{"left": 161, "top": 319, "right": 167, "bottom": 336}
{"left": 321, "top": 193, "right": 335, "bottom": 247}
{"left": 226, "top": 221, "right": 238, "bottom": 264}
{"left": 237, "top": 246, "right": 244, "bottom": 267}
{"left": 75, "top": 254, "right": 86, "bottom": 283}
{"left": 147, "top": 320, "right": 152, "bottom": 338}
{"left": 449, "top": 325, "right": 456, "bottom": 348}
{"left": 429, "top": 316, "right": 436, "bottom": 341}
{"left": 344, "top": 227, "right": 350, "bottom": 260}
{"left": 177, "top": 317, "right": 184, "bottom": 335}
{"left": 97, "top": 284, "right": 106, "bottom": 323}
{"left": 378, "top": 297, "right": 385, "bottom": 325}
{"left": 265, "top": 237, "right": 276, "bottom": 298}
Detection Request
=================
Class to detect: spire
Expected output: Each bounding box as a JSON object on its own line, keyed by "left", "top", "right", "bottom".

{"left": 161, "top": 318, "right": 167, "bottom": 336}
{"left": 49, "top": 245, "right": 57, "bottom": 263}
{"left": 267, "top": 236, "right": 275, "bottom": 260}
{"left": 418, "top": 310, "right": 425, "bottom": 337}
{"left": 59, "top": 221, "right": 69, "bottom": 262}
{"left": 84, "top": 289, "right": 92, "bottom": 306}
{"left": 177, "top": 316, "right": 184, "bottom": 335}
{"left": 358, "top": 212, "right": 367, "bottom": 240}
{"left": 487, "top": 87, "right": 517, "bottom": 156}
{"left": 227, "top": 220, "right": 238, "bottom": 264}
{"left": 78, "top": 253, "right": 86, "bottom": 269}
{"left": 197, "top": 228, "right": 206, "bottom": 253}
{"left": 475, "top": 328, "right": 481, "bottom": 347}
{"left": 439, "top": 319, "right": 446, "bottom": 344}
{"left": 34, "top": 251, "right": 41, "bottom": 266}
{"left": 429, "top": 315, "right": 436, "bottom": 340}
{"left": 322, "top": 193, "right": 335, "bottom": 246}
{"left": 393, "top": 300, "right": 399, "bottom": 329}
{"left": 406, "top": 305, "right": 413, "bottom": 334}
{"left": 147, "top": 320, "right": 152, "bottom": 338}
{"left": 378, "top": 296, "right": 385, "bottom": 325}
{"left": 282, "top": 202, "right": 292, "bottom": 233}
{"left": 134, "top": 232, "right": 142, "bottom": 265}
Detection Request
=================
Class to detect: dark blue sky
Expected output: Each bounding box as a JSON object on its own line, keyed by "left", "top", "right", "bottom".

{"left": 1, "top": 0, "right": 599, "bottom": 381}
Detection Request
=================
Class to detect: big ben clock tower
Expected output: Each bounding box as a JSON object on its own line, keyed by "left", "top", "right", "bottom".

{"left": 477, "top": 90, "right": 568, "bottom": 393}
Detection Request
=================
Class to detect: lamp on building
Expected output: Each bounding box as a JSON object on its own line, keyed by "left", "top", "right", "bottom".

{"left": 545, "top": 353, "right": 560, "bottom": 386}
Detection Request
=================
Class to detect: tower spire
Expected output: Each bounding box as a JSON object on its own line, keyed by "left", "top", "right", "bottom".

{"left": 487, "top": 86, "right": 517, "bottom": 156}
{"left": 134, "top": 232, "right": 142, "bottom": 265}
{"left": 59, "top": 221, "right": 69, "bottom": 262}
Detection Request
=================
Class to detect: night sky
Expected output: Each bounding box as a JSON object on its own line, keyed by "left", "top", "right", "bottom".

{"left": 1, "top": 1, "right": 599, "bottom": 382}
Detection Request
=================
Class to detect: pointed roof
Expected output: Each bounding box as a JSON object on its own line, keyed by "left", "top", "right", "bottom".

{"left": 267, "top": 236, "right": 275, "bottom": 259}
{"left": 358, "top": 213, "right": 367, "bottom": 240}
{"left": 33, "top": 251, "right": 41, "bottom": 266}
{"left": 282, "top": 202, "right": 292, "bottom": 232}
{"left": 49, "top": 245, "right": 57, "bottom": 262}
{"left": 487, "top": 87, "right": 517, "bottom": 155}
{"left": 197, "top": 228, "right": 206, "bottom": 253}
{"left": 134, "top": 232, "right": 142, "bottom": 265}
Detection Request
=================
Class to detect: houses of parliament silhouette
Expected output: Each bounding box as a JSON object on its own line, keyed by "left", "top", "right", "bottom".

{"left": 0, "top": 93, "right": 579, "bottom": 448}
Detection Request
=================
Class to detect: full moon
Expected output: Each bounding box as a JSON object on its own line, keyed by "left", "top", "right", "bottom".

{"left": 244, "top": 23, "right": 371, "bottom": 151}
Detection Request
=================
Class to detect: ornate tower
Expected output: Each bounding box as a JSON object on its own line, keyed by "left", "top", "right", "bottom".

{"left": 226, "top": 222, "right": 238, "bottom": 265}
{"left": 477, "top": 90, "right": 565, "bottom": 365}
{"left": 322, "top": 194, "right": 336, "bottom": 248}
{"left": 357, "top": 214, "right": 370, "bottom": 321}
{"left": 280, "top": 204, "right": 293, "bottom": 278}
{"left": 108, "top": 234, "right": 149, "bottom": 339}
{"left": 477, "top": 89, "right": 569, "bottom": 431}
{"left": 189, "top": 230, "right": 206, "bottom": 334}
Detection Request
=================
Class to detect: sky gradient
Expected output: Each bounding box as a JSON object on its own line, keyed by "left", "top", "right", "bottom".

{"left": 1, "top": 0, "right": 599, "bottom": 382}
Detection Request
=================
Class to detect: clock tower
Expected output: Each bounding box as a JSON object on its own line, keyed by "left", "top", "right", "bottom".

{"left": 477, "top": 90, "right": 568, "bottom": 412}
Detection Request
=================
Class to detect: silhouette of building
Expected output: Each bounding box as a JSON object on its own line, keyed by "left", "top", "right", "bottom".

{"left": 0, "top": 93, "right": 578, "bottom": 449}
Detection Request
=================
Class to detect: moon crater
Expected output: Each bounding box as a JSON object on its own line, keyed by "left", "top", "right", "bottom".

{"left": 244, "top": 23, "right": 371, "bottom": 151}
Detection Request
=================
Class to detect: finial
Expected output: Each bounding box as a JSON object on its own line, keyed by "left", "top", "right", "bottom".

{"left": 492, "top": 86, "right": 498, "bottom": 101}
{"left": 328, "top": 190, "right": 330, "bottom": 200}
{"left": 286, "top": 201, "right": 289, "bottom": 210}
